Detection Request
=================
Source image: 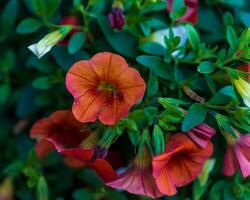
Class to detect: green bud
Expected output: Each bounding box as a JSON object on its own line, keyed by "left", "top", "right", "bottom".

{"left": 153, "top": 124, "right": 165, "bottom": 155}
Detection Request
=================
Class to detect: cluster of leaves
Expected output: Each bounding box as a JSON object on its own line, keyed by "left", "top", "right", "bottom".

{"left": 1, "top": 0, "right": 250, "bottom": 199}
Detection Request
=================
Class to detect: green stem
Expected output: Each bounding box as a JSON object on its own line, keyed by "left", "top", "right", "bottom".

{"left": 204, "top": 104, "right": 227, "bottom": 110}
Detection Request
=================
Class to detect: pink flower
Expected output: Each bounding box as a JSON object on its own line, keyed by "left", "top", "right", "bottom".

{"left": 188, "top": 123, "right": 216, "bottom": 148}
{"left": 107, "top": 147, "right": 163, "bottom": 198}
{"left": 223, "top": 133, "right": 250, "bottom": 178}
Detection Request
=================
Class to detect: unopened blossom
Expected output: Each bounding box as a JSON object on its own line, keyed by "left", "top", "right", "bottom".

{"left": 107, "top": 147, "right": 163, "bottom": 198}
{"left": 108, "top": 2, "right": 125, "bottom": 30}
{"left": 28, "top": 26, "right": 71, "bottom": 58}
{"left": 233, "top": 77, "right": 250, "bottom": 108}
{"left": 66, "top": 52, "right": 146, "bottom": 125}
{"left": 153, "top": 133, "right": 213, "bottom": 196}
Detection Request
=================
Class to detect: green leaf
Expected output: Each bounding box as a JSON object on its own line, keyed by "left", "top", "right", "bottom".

{"left": 193, "top": 180, "right": 210, "bottom": 200}
{"left": 32, "top": 76, "right": 51, "bottom": 90}
{"left": 170, "top": 0, "right": 187, "bottom": 20}
{"left": 223, "top": 12, "right": 234, "bottom": 27}
{"left": 73, "top": 189, "right": 94, "bottom": 200}
{"left": 37, "top": 176, "right": 49, "bottom": 200}
{"left": 136, "top": 55, "right": 170, "bottom": 80}
{"left": 197, "top": 61, "right": 215, "bottom": 74}
{"left": 181, "top": 103, "right": 207, "bottom": 132}
{"left": 4, "top": 160, "right": 25, "bottom": 176}
{"left": 226, "top": 26, "right": 237, "bottom": 51}
{"left": 97, "top": 15, "right": 137, "bottom": 58}
{"left": 238, "top": 27, "right": 250, "bottom": 60}
{"left": 0, "top": 83, "right": 11, "bottom": 104}
{"left": 73, "top": 0, "right": 82, "bottom": 7}
{"left": 16, "top": 18, "right": 43, "bottom": 34}
{"left": 1, "top": 0, "right": 19, "bottom": 34}
{"left": 185, "top": 24, "right": 200, "bottom": 52}
{"left": 147, "top": 70, "right": 158, "bottom": 98}
{"left": 46, "top": 0, "right": 61, "bottom": 16}
{"left": 31, "top": 0, "right": 47, "bottom": 16}
{"left": 126, "top": 119, "right": 140, "bottom": 146}
{"left": 68, "top": 32, "right": 86, "bottom": 54}
{"left": 139, "top": 42, "right": 166, "bottom": 56}
{"left": 198, "top": 159, "right": 215, "bottom": 186}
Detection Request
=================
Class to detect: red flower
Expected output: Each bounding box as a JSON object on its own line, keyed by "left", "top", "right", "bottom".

{"left": 30, "top": 110, "right": 86, "bottom": 159}
{"left": 107, "top": 147, "right": 163, "bottom": 198}
{"left": 188, "top": 123, "right": 216, "bottom": 148}
{"left": 223, "top": 133, "right": 250, "bottom": 178}
{"left": 66, "top": 52, "right": 146, "bottom": 125}
{"left": 59, "top": 16, "right": 79, "bottom": 45}
{"left": 47, "top": 130, "right": 118, "bottom": 182}
{"left": 238, "top": 63, "right": 250, "bottom": 80}
{"left": 153, "top": 133, "right": 213, "bottom": 196}
{"left": 167, "top": 0, "right": 198, "bottom": 24}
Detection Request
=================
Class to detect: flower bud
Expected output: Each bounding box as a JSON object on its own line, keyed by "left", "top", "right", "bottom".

{"left": 232, "top": 77, "right": 250, "bottom": 108}
{"left": 108, "top": 2, "right": 125, "bottom": 31}
{"left": 153, "top": 124, "right": 165, "bottom": 155}
{"left": 28, "top": 26, "right": 72, "bottom": 58}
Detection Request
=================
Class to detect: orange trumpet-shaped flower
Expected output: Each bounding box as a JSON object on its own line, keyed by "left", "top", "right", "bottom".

{"left": 153, "top": 133, "right": 213, "bottom": 196}
{"left": 66, "top": 52, "right": 146, "bottom": 125}
{"left": 30, "top": 110, "right": 87, "bottom": 159}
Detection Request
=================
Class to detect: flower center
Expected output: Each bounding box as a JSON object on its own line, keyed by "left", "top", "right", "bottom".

{"left": 98, "top": 81, "right": 117, "bottom": 93}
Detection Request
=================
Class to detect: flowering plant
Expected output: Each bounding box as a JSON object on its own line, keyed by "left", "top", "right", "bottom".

{"left": 1, "top": 0, "right": 250, "bottom": 199}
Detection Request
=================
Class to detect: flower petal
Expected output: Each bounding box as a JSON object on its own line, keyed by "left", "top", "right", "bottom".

{"left": 35, "top": 139, "right": 54, "bottom": 159}
{"left": 154, "top": 168, "right": 177, "bottom": 196}
{"left": 98, "top": 98, "right": 130, "bottom": 125}
{"left": 91, "top": 52, "right": 128, "bottom": 82}
{"left": 107, "top": 167, "right": 162, "bottom": 198}
{"left": 30, "top": 118, "right": 53, "bottom": 139}
{"left": 66, "top": 60, "right": 99, "bottom": 99}
{"left": 72, "top": 90, "right": 108, "bottom": 123}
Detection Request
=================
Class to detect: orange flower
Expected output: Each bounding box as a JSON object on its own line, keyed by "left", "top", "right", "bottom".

{"left": 153, "top": 133, "right": 213, "bottom": 196}
{"left": 30, "top": 110, "right": 87, "bottom": 159}
{"left": 66, "top": 52, "right": 146, "bottom": 125}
